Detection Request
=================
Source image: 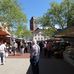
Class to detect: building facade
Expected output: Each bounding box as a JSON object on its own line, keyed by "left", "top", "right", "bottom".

{"left": 30, "top": 17, "right": 50, "bottom": 41}
{"left": 32, "top": 28, "right": 50, "bottom": 41}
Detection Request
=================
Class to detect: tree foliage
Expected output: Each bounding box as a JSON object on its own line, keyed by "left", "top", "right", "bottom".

{"left": 37, "top": 0, "right": 74, "bottom": 36}
{"left": 14, "top": 24, "right": 32, "bottom": 38}
{"left": 43, "top": 27, "right": 57, "bottom": 37}
{"left": 0, "top": 0, "right": 27, "bottom": 27}
{"left": 61, "top": 0, "right": 74, "bottom": 26}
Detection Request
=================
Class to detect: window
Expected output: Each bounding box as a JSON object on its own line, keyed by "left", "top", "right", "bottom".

{"left": 35, "top": 38, "right": 37, "bottom": 40}
{"left": 38, "top": 38, "right": 40, "bottom": 40}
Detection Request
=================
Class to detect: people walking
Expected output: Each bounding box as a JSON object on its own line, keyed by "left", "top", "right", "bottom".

{"left": 30, "top": 40, "right": 40, "bottom": 74}
{"left": 0, "top": 41, "right": 6, "bottom": 65}
{"left": 20, "top": 41, "right": 24, "bottom": 54}
{"left": 39, "top": 41, "right": 44, "bottom": 53}
{"left": 44, "top": 41, "right": 47, "bottom": 57}
{"left": 25, "top": 43, "right": 28, "bottom": 53}
{"left": 46, "top": 41, "right": 52, "bottom": 57}
{"left": 12, "top": 41, "right": 18, "bottom": 55}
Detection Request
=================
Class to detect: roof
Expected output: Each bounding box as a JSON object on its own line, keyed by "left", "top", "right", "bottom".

{"left": 56, "top": 26, "right": 74, "bottom": 37}
{"left": 32, "top": 28, "right": 43, "bottom": 34}
{"left": 0, "top": 26, "right": 11, "bottom": 36}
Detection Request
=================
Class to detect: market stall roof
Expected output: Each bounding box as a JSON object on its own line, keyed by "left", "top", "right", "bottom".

{"left": 0, "top": 26, "right": 11, "bottom": 36}
{"left": 55, "top": 26, "right": 74, "bottom": 37}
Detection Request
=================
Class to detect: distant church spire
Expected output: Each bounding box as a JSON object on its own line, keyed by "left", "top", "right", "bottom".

{"left": 30, "top": 16, "right": 37, "bottom": 31}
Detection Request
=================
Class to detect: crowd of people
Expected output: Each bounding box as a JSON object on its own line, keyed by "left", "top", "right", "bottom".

{"left": 0, "top": 40, "right": 31, "bottom": 65}
{"left": 39, "top": 40, "right": 70, "bottom": 58}
{"left": 7, "top": 41, "right": 31, "bottom": 55}
{"left": 0, "top": 39, "right": 70, "bottom": 74}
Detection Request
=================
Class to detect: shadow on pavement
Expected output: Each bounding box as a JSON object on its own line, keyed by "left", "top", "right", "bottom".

{"left": 26, "top": 52, "right": 74, "bottom": 74}
{"left": 26, "top": 64, "right": 32, "bottom": 74}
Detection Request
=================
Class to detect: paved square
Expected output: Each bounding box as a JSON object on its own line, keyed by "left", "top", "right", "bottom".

{"left": 0, "top": 58, "right": 30, "bottom": 74}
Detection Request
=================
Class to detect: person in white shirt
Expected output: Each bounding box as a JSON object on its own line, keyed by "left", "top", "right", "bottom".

{"left": 30, "top": 40, "right": 40, "bottom": 74}
{"left": 0, "top": 42, "right": 6, "bottom": 65}
{"left": 12, "top": 41, "right": 18, "bottom": 55}
{"left": 20, "top": 41, "right": 24, "bottom": 54}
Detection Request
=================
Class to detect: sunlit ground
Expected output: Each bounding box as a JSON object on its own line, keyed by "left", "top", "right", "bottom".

{"left": 0, "top": 57, "right": 74, "bottom": 74}
{"left": 0, "top": 58, "right": 30, "bottom": 74}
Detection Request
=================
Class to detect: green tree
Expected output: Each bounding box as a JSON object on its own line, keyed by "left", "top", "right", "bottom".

{"left": 0, "top": 0, "right": 27, "bottom": 28}
{"left": 15, "top": 24, "right": 32, "bottom": 39}
{"left": 61, "top": 0, "right": 74, "bottom": 26}
{"left": 37, "top": 14, "right": 57, "bottom": 36}
{"left": 14, "top": 24, "right": 24, "bottom": 38}
{"left": 47, "top": 0, "right": 74, "bottom": 28}
{"left": 23, "top": 30, "right": 32, "bottom": 40}
{"left": 38, "top": 0, "right": 74, "bottom": 28}
{"left": 37, "top": 0, "right": 74, "bottom": 36}
{"left": 48, "top": 2, "right": 65, "bottom": 29}
{"left": 43, "top": 27, "right": 57, "bottom": 37}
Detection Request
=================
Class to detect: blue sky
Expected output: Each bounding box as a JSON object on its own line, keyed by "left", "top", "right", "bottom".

{"left": 18, "top": 0, "right": 62, "bottom": 29}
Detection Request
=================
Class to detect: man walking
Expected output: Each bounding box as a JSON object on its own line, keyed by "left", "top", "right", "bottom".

{"left": 12, "top": 41, "right": 18, "bottom": 55}
{"left": 30, "top": 40, "right": 40, "bottom": 74}
{"left": 0, "top": 41, "right": 6, "bottom": 65}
